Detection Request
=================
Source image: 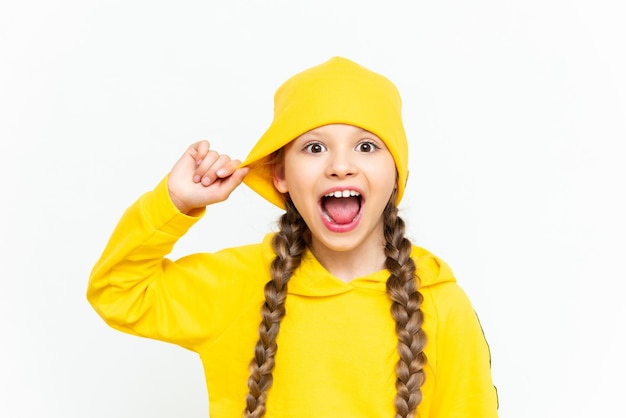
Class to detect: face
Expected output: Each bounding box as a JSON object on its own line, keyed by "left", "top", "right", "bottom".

{"left": 273, "top": 124, "right": 397, "bottom": 259}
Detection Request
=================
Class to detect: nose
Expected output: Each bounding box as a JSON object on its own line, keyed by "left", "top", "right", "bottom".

{"left": 325, "top": 149, "right": 358, "bottom": 179}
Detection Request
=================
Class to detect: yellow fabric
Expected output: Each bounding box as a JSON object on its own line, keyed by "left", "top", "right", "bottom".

{"left": 241, "top": 57, "right": 409, "bottom": 208}
{"left": 87, "top": 177, "right": 498, "bottom": 417}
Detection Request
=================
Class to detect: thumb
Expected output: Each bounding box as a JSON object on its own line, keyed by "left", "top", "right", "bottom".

{"left": 222, "top": 166, "right": 250, "bottom": 192}
{"left": 210, "top": 166, "right": 250, "bottom": 203}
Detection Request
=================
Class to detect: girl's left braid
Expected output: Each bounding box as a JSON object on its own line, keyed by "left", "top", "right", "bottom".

{"left": 383, "top": 193, "right": 428, "bottom": 418}
{"left": 244, "top": 198, "right": 308, "bottom": 418}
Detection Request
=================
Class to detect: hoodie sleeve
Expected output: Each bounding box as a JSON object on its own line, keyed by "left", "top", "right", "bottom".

{"left": 413, "top": 250, "right": 498, "bottom": 417}
{"left": 86, "top": 176, "right": 266, "bottom": 351}
{"left": 426, "top": 280, "right": 499, "bottom": 417}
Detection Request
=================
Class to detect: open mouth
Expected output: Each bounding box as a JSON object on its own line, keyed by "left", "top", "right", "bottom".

{"left": 320, "top": 190, "right": 362, "bottom": 225}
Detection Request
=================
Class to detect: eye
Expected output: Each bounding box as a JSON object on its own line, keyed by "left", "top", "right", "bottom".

{"left": 356, "top": 141, "right": 379, "bottom": 153}
{"left": 303, "top": 142, "right": 326, "bottom": 153}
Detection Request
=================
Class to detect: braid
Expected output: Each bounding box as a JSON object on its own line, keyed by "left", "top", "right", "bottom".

{"left": 383, "top": 193, "right": 427, "bottom": 418}
{"left": 244, "top": 198, "right": 308, "bottom": 418}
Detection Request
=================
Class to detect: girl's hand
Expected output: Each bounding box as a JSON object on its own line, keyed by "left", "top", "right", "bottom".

{"left": 167, "top": 140, "right": 249, "bottom": 214}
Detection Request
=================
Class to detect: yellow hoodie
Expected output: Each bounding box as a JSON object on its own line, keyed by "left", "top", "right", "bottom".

{"left": 87, "top": 177, "right": 498, "bottom": 417}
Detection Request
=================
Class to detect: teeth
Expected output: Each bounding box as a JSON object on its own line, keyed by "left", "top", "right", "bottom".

{"left": 325, "top": 190, "right": 360, "bottom": 198}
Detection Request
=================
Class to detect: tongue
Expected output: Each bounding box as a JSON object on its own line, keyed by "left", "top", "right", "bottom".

{"left": 323, "top": 197, "right": 360, "bottom": 224}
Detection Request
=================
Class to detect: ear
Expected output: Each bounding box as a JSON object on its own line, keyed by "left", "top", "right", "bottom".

{"left": 272, "top": 162, "right": 289, "bottom": 193}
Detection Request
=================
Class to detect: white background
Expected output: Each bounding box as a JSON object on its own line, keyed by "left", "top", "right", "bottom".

{"left": 1, "top": 1, "right": 625, "bottom": 417}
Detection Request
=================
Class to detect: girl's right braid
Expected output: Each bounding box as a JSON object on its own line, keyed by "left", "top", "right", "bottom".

{"left": 383, "top": 197, "right": 428, "bottom": 418}
{"left": 244, "top": 198, "right": 308, "bottom": 418}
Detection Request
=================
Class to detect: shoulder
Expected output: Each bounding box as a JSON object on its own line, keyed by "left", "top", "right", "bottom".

{"left": 410, "top": 245, "right": 457, "bottom": 288}
{"left": 172, "top": 234, "right": 275, "bottom": 282}
{"left": 197, "top": 233, "right": 275, "bottom": 267}
{"left": 411, "top": 246, "right": 481, "bottom": 331}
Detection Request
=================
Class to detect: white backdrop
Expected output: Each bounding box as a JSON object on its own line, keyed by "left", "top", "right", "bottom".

{"left": 1, "top": 1, "right": 625, "bottom": 417}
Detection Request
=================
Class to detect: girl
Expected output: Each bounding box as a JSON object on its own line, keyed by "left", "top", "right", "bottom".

{"left": 88, "top": 57, "right": 498, "bottom": 417}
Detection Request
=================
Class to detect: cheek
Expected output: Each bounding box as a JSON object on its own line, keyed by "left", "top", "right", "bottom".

{"left": 373, "top": 159, "right": 398, "bottom": 189}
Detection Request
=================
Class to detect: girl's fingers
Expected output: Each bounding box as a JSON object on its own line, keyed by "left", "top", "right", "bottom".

{"left": 188, "top": 140, "right": 211, "bottom": 165}
{"left": 222, "top": 166, "right": 249, "bottom": 190}
{"left": 180, "top": 140, "right": 240, "bottom": 186}
{"left": 194, "top": 150, "right": 220, "bottom": 183}
{"left": 169, "top": 141, "right": 246, "bottom": 211}
{"left": 196, "top": 154, "right": 244, "bottom": 187}
{"left": 196, "top": 153, "right": 227, "bottom": 186}
{"left": 215, "top": 159, "right": 243, "bottom": 179}
{"left": 210, "top": 166, "right": 250, "bottom": 202}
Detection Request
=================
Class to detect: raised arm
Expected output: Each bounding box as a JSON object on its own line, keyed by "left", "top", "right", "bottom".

{"left": 86, "top": 141, "right": 251, "bottom": 350}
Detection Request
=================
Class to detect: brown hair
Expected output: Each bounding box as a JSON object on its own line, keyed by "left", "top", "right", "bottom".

{"left": 244, "top": 192, "right": 426, "bottom": 418}
{"left": 383, "top": 191, "right": 427, "bottom": 418}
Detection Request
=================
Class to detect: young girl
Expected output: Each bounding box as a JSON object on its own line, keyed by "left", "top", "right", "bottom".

{"left": 87, "top": 57, "right": 498, "bottom": 417}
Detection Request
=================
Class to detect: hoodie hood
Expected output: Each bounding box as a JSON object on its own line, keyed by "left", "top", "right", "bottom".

{"left": 260, "top": 233, "right": 455, "bottom": 297}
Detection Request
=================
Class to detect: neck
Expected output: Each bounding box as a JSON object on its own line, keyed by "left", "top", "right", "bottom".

{"left": 310, "top": 237, "right": 388, "bottom": 283}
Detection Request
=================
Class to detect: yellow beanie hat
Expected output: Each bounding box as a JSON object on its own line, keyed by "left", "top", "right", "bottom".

{"left": 241, "top": 56, "right": 408, "bottom": 209}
